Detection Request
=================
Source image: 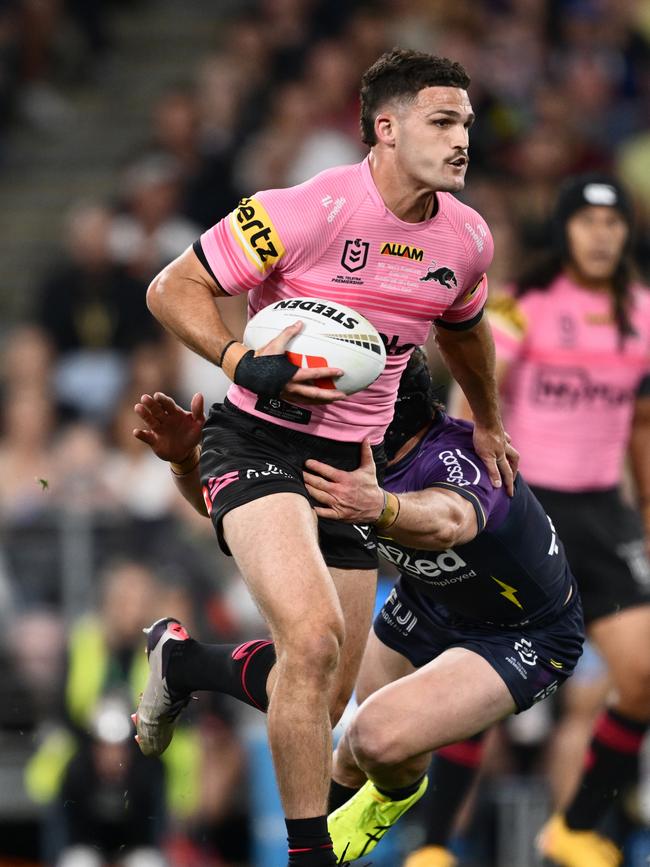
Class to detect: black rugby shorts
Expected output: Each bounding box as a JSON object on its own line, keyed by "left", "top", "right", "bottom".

{"left": 531, "top": 486, "right": 650, "bottom": 625}
{"left": 374, "top": 577, "right": 585, "bottom": 713}
{"left": 200, "top": 399, "right": 386, "bottom": 570}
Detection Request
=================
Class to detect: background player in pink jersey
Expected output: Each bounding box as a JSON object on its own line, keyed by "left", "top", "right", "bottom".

{"left": 138, "top": 48, "right": 517, "bottom": 867}
{"left": 426, "top": 174, "right": 650, "bottom": 867}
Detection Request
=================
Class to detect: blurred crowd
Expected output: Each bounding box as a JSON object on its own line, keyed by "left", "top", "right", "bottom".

{"left": 0, "top": 0, "right": 649, "bottom": 865}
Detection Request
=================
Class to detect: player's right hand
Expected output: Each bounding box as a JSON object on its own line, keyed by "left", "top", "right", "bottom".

{"left": 230, "top": 321, "right": 347, "bottom": 405}
{"left": 133, "top": 392, "right": 205, "bottom": 462}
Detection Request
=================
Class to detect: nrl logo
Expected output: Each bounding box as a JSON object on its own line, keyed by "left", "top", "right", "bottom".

{"left": 341, "top": 238, "right": 370, "bottom": 272}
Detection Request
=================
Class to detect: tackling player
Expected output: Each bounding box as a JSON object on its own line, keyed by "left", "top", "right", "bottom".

{"left": 140, "top": 47, "right": 517, "bottom": 867}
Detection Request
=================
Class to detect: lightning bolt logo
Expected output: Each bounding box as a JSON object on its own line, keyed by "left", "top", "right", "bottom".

{"left": 491, "top": 576, "right": 523, "bottom": 609}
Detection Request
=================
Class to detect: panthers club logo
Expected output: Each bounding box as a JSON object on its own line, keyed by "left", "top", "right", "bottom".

{"left": 420, "top": 262, "right": 457, "bottom": 288}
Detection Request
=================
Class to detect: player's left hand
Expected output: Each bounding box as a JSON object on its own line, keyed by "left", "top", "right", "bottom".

{"left": 472, "top": 424, "right": 519, "bottom": 497}
{"left": 133, "top": 392, "right": 205, "bottom": 463}
{"left": 303, "top": 439, "right": 385, "bottom": 522}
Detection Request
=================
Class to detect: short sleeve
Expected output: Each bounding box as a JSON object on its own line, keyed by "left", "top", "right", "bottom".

{"left": 195, "top": 194, "right": 288, "bottom": 296}
{"left": 417, "top": 436, "right": 506, "bottom": 532}
{"left": 435, "top": 220, "right": 494, "bottom": 329}
{"left": 194, "top": 183, "right": 326, "bottom": 296}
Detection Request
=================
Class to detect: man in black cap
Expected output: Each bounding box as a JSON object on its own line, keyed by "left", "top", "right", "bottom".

{"left": 435, "top": 173, "right": 650, "bottom": 867}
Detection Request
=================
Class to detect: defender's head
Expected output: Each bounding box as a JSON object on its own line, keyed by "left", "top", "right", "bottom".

{"left": 384, "top": 348, "right": 443, "bottom": 460}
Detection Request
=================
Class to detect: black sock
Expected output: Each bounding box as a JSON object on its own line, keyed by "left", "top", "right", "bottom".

{"left": 565, "top": 708, "right": 649, "bottom": 831}
{"left": 423, "top": 733, "right": 486, "bottom": 846}
{"left": 328, "top": 779, "right": 361, "bottom": 813}
{"left": 167, "top": 638, "right": 276, "bottom": 711}
{"left": 375, "top": 775, "right": 425, "bottom": 802}
{"left": 286, "top": 816, "right": 337, "bottom": 866}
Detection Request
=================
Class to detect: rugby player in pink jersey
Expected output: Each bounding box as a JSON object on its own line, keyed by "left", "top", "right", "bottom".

{"left": 136, "top": 48, "right": 518, "bottom": 867}
{"left": 418, "top": 174, "right": 650, "bottom": 867}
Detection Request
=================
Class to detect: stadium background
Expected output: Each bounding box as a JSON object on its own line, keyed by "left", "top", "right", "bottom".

{"left": 0, "top": 0, "right": 648, "bottom": 864}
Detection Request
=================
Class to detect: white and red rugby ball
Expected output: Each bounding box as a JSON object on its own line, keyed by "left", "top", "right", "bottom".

{"left": 243, "top": 297, "right": 386, "bottom": 395}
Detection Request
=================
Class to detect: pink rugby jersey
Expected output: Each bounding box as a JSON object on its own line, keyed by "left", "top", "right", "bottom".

{"left": 489, "top": 276, "right": 650, "bottom": 491}
{"left": 196, "top": 156, "right": 492, "bottom": 442}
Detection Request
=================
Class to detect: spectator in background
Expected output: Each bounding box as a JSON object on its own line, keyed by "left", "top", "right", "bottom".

{"left": 150, "top": 85, "right": 239, "bottom": 229}
{"left": 56, "top": 697, "right": 166, "bottom": 867}
{"left": 109, "top": 154, "right": 200, "bottom": 281}
{"left": 34, "top": 201, "right": 157, "bottom": 423}
{"left": 0, "top": 610, "right": 65, "bottom": 859}
{"left": 0, "top": 0, "right": 20, "bottom": 158}
{"left": 0, "top": 323, "right": 53, "bottom": 392}
{"left": 0, "top": 387, "right": 56, "bottom": 525}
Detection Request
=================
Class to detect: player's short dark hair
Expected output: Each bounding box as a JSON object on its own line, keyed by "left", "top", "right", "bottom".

{"left": 360, "top": 47, "right": 471, "bottom": 147}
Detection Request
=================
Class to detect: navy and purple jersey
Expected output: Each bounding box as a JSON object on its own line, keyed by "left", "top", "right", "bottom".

{"left": 381, "top": 414, "right": 574, "bottom": 626}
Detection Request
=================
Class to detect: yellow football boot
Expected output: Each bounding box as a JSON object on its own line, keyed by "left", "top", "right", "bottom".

{"left": 538, "top": 814, "right": 623, "bottom": 867}
{"left": 328, "top": 776, "right": 428, "bottom": 861}
{"left": 403, "top": 844, "right": 458, "bottom": 866}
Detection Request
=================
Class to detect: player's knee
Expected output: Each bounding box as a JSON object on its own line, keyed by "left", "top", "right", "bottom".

{"left": 280, "top": 618, "right": 345, "bottom": 682}
{"left": 348, "top": 707, "right": 407, "bottom": 772}
{"left": 615, "top": 660, "right": 650, "bottom": 719}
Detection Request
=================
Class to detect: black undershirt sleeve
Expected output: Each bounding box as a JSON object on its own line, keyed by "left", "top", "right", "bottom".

{"left": 192, "top": 239, "right": 230, "bottom": 295}
{"left": 434, "top": 306, "right": 484, "bottom": 331}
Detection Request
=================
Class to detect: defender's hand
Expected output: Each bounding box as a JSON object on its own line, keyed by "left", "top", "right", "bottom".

{"left": 134, "top": 392, "right": 205, "bottom": 463}
{"left": 303, "top": 439, "right": 384, "bottom": 522}
{"left": 473, "top": 423, "right": 519, "bottom": 496}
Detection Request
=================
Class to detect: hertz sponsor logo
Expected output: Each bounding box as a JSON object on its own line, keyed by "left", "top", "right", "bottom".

{"left": 230, "top": 197, "right": 285, "bottom": 273}
{"left": 380, "top": 242, "right": 424, "bottom": 261}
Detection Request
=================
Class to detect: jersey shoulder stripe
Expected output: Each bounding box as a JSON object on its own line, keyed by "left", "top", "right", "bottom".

{"left": 428, "top": 481, "right": 487, "bottom": 532}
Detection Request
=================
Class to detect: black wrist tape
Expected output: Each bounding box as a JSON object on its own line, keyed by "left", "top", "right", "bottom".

{"left": 233, "top": 350, "right": 299, "bottom": 397}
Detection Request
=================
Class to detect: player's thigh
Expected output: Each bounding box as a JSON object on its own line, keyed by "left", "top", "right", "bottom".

{"left": 589, "top": 603, "right": 650, "bottom": 711}
{"left": 354, "top": 630, "right": 417, "bottom": 706}
{"left": 353, "top": 647, "right": 515, "bottom": 761}
{"left": 223, "top": 492, "right": 343, "bottom": 642}
{"left": 328, "top": 567, "right": 377, "bottom": 707}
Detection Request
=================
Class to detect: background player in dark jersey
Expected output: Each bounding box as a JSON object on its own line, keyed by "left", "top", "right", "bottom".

{"left": 444, "top": 175, "right": 650, "bottom": 867}
{"left": 132, "top": 349, "right": 583, "bottom": 864}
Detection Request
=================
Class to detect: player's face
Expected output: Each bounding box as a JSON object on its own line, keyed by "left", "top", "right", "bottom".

{"left": 393, "top": 87, "right": 474, "bottom": 192}
{"left": 566, "top": 206, "right": 629, "bottom": 283}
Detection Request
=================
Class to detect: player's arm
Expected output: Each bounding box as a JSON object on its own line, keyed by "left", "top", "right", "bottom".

{"left": 448, "top": 355, "right": 513, "bottom": 420}
{"left": 147, "top": 245, "right": 247, "bottom": 376}
{"left": 133, "top": 391, "right": 208, "bottom": 517}
{"left": 303, "top": 440, "right": 478, "bottom": 549}
{"left": 435, "top": 315, "right": 518, "bottom": 494}
{"left": 148, "top": 244, "right": 344, "bottom": 403}
{"left": 629, "top": 383, "right": 650, "bottom": 551}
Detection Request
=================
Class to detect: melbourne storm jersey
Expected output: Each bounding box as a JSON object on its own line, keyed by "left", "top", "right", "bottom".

{"left": 381, "top": 414, "right": 574, "bottom": 626}
{"left": 195, "top": 157, "right": 492, "bottom": 443}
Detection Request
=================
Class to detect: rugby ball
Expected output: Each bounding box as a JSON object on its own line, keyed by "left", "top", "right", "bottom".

{"left": 243, "top": 297, "right": 386, "bottom": 395}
